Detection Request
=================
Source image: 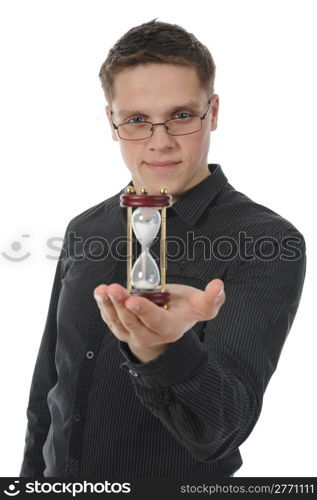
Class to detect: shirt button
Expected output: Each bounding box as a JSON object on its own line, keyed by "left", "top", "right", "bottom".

{"left": 86, "top": 350, "right": 94, "bottom": 359}
{"left": 74, "top": 414, "right": 82, "bottom": 423}
{"left": 129, "top": 369, "right": 139, "bottom": 377}
{"left": 180, "top": 260, "right": 187, "bottom": 268}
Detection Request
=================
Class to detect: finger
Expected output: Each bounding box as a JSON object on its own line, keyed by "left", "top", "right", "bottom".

{"left": 106, "top": 285, "right": 162, "bottom": 349}
{"left": 189, "top": 279, "right": 225, "bottom": 321}
{"left": 205, "top": 279, "right": 224, "bottom": 298}
{"left": 94, "top": 284, "right": 130, "bottom": 341}
{"left": 94, "top": 284, "right": 160, "bottom": 348}
{"left": 203, "top": 279, "right": 226, "bottom": 317}
{"left": 124, "top": 295, "right": 178, "bottom": 341}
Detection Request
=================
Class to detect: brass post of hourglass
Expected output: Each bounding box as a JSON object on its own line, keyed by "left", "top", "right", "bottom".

{"left": 139, "top": 187, "right": 149, "bottom": 287}
{"left": 160, "top": 187, "right": 168, "bottom": 309}
{"left": 125, "top": 185, "right": 136, "bottom": 293}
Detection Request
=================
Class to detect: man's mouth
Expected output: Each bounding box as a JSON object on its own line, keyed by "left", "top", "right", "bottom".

{"left": 144, "top": 161, "right": 182, "bottom": 170}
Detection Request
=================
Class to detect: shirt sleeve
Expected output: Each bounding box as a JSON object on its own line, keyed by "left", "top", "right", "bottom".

{"left": 19, "top": 224, "right": 70, "bottom": 477}
{"left": 118, "top": 231, "right": 306, "bottom": 462}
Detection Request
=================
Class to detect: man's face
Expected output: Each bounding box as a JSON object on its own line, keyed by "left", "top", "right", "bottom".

{"left": 105, "top": 64, "right": 219, "bottom": 203}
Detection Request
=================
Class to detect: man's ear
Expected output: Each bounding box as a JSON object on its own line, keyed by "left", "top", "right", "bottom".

{"left": 105, "top": 105, "right": 118, "bottom": 142}
{"left": 210, "top": 94, "right": 219, "bottom": 132}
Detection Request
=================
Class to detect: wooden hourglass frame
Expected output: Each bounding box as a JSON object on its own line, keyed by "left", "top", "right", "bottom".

{"left": 120, "top": 185, "right": 172, "bottom": 309}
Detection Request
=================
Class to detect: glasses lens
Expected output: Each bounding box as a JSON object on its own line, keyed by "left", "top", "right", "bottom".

{"left": 118, "top": 122, "right": 152, "bottom": 140}
{"left": 167, "top": 116, "right": 202, "bottom": 136}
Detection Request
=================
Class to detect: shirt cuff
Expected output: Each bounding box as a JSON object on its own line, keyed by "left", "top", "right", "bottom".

{"left": 118, "top": 329, "right": 207, "bottom": 389}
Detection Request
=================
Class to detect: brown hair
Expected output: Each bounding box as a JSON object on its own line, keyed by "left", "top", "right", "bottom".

{"left": 98, "top": 19, "right": 216, "bottom": 103}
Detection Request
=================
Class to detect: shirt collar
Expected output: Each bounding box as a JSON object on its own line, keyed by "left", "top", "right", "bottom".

{"left": 116, "top": 163, "right": 228, "bottom": 226}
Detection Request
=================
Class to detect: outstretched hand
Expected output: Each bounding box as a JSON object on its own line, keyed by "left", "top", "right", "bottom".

{"left": 93, "top": 279, "right": 225, "bottom": 362}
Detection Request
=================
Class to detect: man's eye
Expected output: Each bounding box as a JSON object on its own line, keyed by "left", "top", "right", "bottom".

{"left": 129, "top": 116, "right": 145, "bottom": 124}
{"left": 174, "top": 112, "right": 192, "bottom": 120}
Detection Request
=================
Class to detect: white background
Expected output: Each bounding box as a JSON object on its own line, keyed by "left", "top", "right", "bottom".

{"left": 0, "top": 0, "right": 316, "bottom": 478}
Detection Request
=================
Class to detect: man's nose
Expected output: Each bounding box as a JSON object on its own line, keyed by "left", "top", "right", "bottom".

{"left": 147, "top": 123, "right": 176, "bottom": 149}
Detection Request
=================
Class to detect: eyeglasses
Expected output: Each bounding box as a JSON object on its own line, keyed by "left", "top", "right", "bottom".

{"left": 111, "top": 97, "right": 213, "bottom": 141}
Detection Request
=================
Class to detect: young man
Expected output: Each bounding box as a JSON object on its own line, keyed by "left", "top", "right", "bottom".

{"left": 20, "top": 20, "right": 306, "bottom": 478}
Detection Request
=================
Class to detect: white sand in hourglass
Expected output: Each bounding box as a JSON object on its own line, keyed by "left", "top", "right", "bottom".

{"left": 131, "top": 207, "right": 161, "bottom": 290}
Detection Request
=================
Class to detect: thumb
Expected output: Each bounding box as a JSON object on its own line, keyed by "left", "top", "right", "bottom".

{"left": 205, "top": 279, "right": 224, "bottom": 301}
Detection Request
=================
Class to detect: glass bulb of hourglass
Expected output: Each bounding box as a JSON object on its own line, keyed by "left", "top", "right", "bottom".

{"left": 131, "top": 207, "right": 161, "bottom": 246}
{"left": 131, "top": 250, "right": 160, "bottom": 289}
{"left": 131, "top": 207, "right": 161, "bottom": 290}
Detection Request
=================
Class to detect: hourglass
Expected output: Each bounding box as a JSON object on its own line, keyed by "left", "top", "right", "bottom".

{"left": 120, "top": 185, "right": 172, "bottom": 308}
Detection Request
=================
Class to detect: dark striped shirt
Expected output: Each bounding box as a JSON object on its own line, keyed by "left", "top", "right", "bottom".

{"left": 20, "top": 163, "right": 306, "bottom": 478}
